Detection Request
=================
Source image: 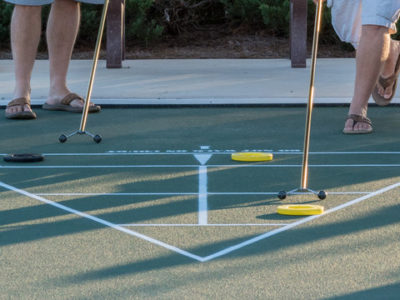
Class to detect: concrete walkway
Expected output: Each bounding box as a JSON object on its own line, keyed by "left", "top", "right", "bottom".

{"left": 0, "top": 58, "right": 398, "bottom": 106}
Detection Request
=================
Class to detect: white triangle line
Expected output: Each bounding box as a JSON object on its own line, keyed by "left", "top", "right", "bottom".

{"left": 3, "top": 180, "right": 398, "bottom": 263}
{"left": 194, "top": 154, "right": 212, "bottom": 165}
{"left": 201, "top": 182, "right": 400, "bottom": 262}
{"left": 0, "top": 181, "right": 203, "bottom": 262}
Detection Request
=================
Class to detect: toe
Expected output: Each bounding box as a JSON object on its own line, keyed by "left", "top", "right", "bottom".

{"left": 70, "top": 99, "right": 82, "bottom": 108}
{"left": 354, "top": 121, "right": 371, "bottom": 132}
{"left": 344, "top": 119, "right": 354, "bottom": 131}
{"left": 378, "top": 84, "right": 385, "bottom": 97}
{"left": 23, "top": 104, "right": 32, "bottom": 112}
{"left": 7, "top": 106, "right": 20, "bottom": 114}
{"left": 70, "top": 99, "right": 93, "bottom": 108}
{"left": 384, "top": 86, "right": 393, "bottom": 99}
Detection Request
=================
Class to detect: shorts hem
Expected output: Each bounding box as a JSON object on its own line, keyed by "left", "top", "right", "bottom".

{"left": 362, "top": 16, "right": 397, "bottom": 34}
{"left": 4, "top": 0, "right": 53, "bottom": 5}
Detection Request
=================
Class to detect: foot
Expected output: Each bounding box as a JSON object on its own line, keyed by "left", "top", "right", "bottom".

{"left": 5, "top": 97, "right": 37, "bottom": 120}
{"left": 377, "top": 40, "right": 400, "bottom": 99}
{"left": 46, "top": 90, "right": 95, "bottom": 109}
{"left": 5, "top": 102, "right": 34, "bottom": 116}
{"left": 44, "top": 90, "right": 101, "bottom": 113}
{"left": 343, "top": 114, "right": 373, "bottom": 134}
{"left": 5, "top": 89, "right": 34, "bottom": 118}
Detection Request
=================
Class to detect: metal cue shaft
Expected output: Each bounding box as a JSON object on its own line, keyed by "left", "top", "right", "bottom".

{"left": 79, "top": 0, "right": 110, "bottom": 132}
{"left": 300, "top": 0, "right": 324, "bottom": 189}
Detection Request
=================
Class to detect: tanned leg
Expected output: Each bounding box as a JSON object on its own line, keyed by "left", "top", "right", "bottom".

{"left": 45, "top": 0, "right": 83, "bottom": 108}
{"left": 344, "top": 25, "right": 391, "bottom": 132}
{"left": 6, "top": 5, "right": 41, "bottom": 116}
{"left": 377, "top": 39, "right": 400, "bottom": 99}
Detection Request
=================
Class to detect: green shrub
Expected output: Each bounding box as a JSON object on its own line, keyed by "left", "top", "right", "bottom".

{"left": 0, "top": 3, "right": 13, "bottom": 47}
{"left": 221, "top": 0, "right": 265, "bottom": 27}
{"left": 78, "top": 4, "right": 103, "bottom": 46}
{"left": 2, "top": 0, "right": 398, "bottom": 51}
{"left": 260, "top": 0, "right": 290, "bottom": 36}
{"left": 125, "top": 0, "right": 163, "bottom": 45}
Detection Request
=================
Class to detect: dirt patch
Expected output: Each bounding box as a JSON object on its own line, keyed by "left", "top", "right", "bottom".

{"left": 0, "top": 31, "right": 355, "bottom": 60}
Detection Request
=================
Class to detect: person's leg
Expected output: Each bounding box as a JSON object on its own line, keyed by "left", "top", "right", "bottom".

{"left": 343, "top": 25, "right": 391, "bottom": 132}
{"left": 45, "top": 0, "right": 99, "bottom": 111}
{"left": 45, "top": 0, "right": 82, "bottom": 107}
{"left": 376, "top": 38, "right": 400, "bottom": 99}
{"left": 6, "top": 5, "right": 42, "bottom": 117}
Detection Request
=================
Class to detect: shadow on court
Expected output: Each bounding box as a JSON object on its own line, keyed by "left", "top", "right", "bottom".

{"left": 326, "top": 283, "right": 400, "bottom": 299}
{"left": 41, "top": 202, "right": 400, "bottom": 297}
{"left": 2, "top": 106, "right": 400, "bottom": 298}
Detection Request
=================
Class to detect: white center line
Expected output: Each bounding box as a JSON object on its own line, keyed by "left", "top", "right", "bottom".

{"left": 194, "top": 154, "right": 212, "bottom": 226}
{"left": 198, "top": 166, "right": 208, "bottom": 225}
{"left": 119, "top": 224, "right": 288, "bottom": 227}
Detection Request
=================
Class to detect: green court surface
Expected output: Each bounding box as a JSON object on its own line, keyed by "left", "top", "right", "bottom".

{"left": 1, "top": 106, "right": 400, "bottom": 299}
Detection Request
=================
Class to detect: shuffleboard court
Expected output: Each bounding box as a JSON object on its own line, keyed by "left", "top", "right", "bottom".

{"left": 1, "top": 107, "right": 400, "bottom": 298}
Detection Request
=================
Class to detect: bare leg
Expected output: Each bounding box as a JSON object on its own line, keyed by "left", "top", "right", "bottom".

{"left": 6, "top": 5, "right": 41, "bottom": 115}
{"left": 344, "top": 25, "right": 391, "bottom": 132}
{"left": 377, "top": 39, "right": 400, "bottom": 99}
{"left": 45, "top": 0, "right": 84, "bottom": 108}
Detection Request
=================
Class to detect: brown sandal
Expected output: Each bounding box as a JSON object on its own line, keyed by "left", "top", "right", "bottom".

{"left": 343, "top": 114, "right": 373, "bottom": 134}
{"left": 372, "top": 53, "right": 400, "bottom": 106}
{"left": 5, "top": 97, "right": 37, "bottom": 120}
{"left": 42, "top": 93, "right": 101, "bottom": 113}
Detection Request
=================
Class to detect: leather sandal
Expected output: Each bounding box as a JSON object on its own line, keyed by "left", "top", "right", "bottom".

{"left": 42, "top": 93, "right": 101, "bottom": 113}
{"left": 372, "top": 53, "right": 400, "bottom": 106}
{"left": 343, "top": 114, "right": 373, "bottom": 134}
{"left": 5, "top": 97, "right": 37, "bottom": 120}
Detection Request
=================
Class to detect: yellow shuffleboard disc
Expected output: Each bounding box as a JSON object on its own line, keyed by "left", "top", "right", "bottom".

{"left": 231, "top": 152, "right": 273, "bottom": 162}
{"left": 277, "top": 204, "right": 324, "bottom": 216}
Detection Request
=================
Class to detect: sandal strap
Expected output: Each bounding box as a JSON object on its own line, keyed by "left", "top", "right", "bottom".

{"left": 378, "top": 74, "right": 397, "bottom": 89}
{"left": 347, "top": 114, "right": 372, "bottom": 126}
{"left": 7, "top": 97, "right": 30, "bottom": 108}
{"left": 378, "top": 52, "right": 400, "bottom": 89}
{"left": 60, "top": 93, "right": 84, "bottom": 105}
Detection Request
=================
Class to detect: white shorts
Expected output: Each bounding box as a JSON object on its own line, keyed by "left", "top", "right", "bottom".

{"left": 328, "top": 0, "right": 400, "bottom": 47}
{"left": 4, "top": 0, "right": 103, "bottom": 5}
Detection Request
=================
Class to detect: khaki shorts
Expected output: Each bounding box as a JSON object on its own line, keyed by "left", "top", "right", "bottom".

{"left": 4, "top": 0, "right": 103, "bottom": 5}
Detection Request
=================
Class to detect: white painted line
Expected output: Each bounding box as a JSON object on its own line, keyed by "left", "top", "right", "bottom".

{"left": 2, "top": 179, "right": 398, "bottom": 262}
{"left": 195, "top": 154, "right": 212, "bottom": 226}
{"left": 119, "top": 224, "right": 288, "bottom": 227}
{"left": 200, "top": 181, "right": 400, "bottom": 262}
{"left": 1, "top": 165, "right": 197, "bottom": 169}
{"left": 11, "top": 97, "right": 393, "bottom": 106}
{"left": 23, "top": 97, "right": 366, "bottom": 105}
{"left": 299, "top": 151, "right": 400, "bottom": 155}
{"left": 3, "top": 150, "right": 400, "bottom": 157}
{"left": 0, "top": 181, "right": 203, "bottom": 262}
{"left": 200, "top": 146, "right": 211, "bottom": 150}
{"left": 194, "top": 154, "right": 212, "bottom": 165}
{"left": 35, "top": 191, "right": 370, "bottom": 196}
{"left": 3, "top": 164, "right": 400, "bottom": 169}
{"left": 218, "top": 164, "right": 400, "bottom": 167}
{"left": 198, "top": 166, "right": 208, "bottom": 225}
{"left": 37, "top": 192, "right": 199, "bottom": 196}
